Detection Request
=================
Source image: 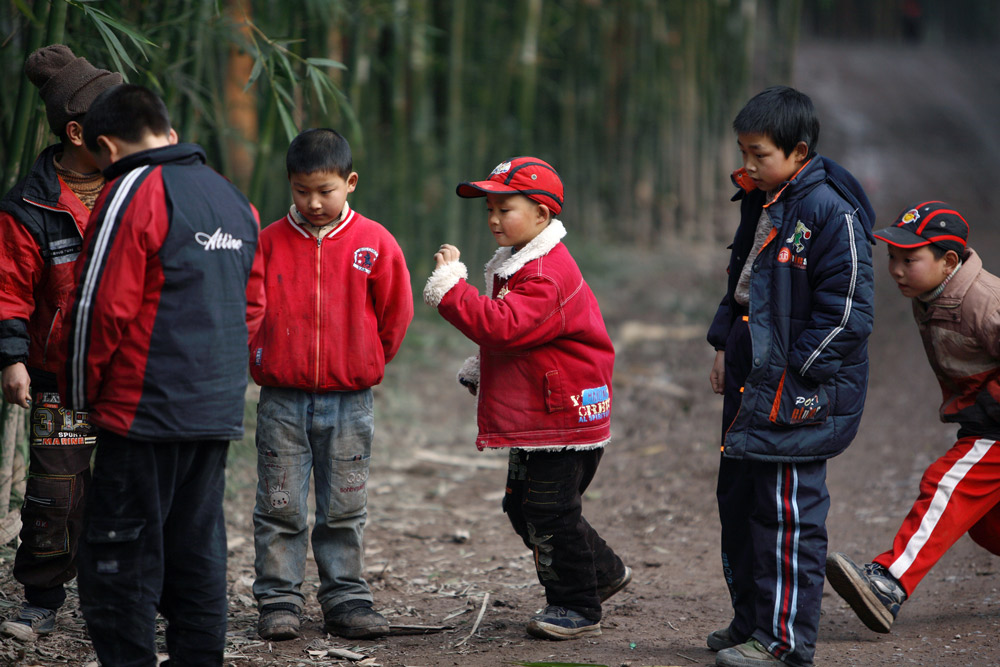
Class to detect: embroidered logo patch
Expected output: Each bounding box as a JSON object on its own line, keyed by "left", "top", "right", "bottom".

{"left": 786, "top": 221, "right": 812, "bottom": 253}
{"left": 352, "top": 247, "right": 378, "bottom": 274}
{"left": 490, "top": 160, "right": 512, "bottom": 177}
{"left": 777, "top": 247, "right": 791, "bottom": 263}
{"left": 571, "top": 384, "right": 611, "bottom": 423}
{"left": 901, "top": 208, "right": 920, "bottom": 224}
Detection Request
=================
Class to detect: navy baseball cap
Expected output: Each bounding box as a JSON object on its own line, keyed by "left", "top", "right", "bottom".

{"left": 873, "top": 201, "right": 968, "bottom": 254}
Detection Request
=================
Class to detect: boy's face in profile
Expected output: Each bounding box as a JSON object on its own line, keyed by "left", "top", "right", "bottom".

{"left": 737, "top": 132, "right": 808, "bottom": 193}
{"left": 290, "top": 169, "right": 358, "bottom": 227}
{"left": 485, "top": 192, "right": 549, "bottom": 251}
{"left": 886, "top": 244, "right": 958, "bottom": 298}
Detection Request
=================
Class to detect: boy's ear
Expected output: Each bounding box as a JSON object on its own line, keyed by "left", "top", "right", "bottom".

{"left": 64, "top": 120, "right": 86, "bottom": 148}
{"left": 535, "top": 203, "right": 552, "bottom": 225}
{"left": 792, "top": 140, "right": 809, "bottom": 162}
{"left": 346, "top": 171, "right": 359, "bottom": 192}
{"left": 93, "top": 135, "right": 122, "bottom": 166}
{"left": 944, "top": 249, "right": 962, "bottom": 271}
{"left": 168, "top": 128, "right": 179, "bottom": 145}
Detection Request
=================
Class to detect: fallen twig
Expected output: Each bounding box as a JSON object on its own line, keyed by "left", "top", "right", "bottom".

{"left": 454, "top": 592, "right": 489, "bottom": 646}
{"left": 677, "top": 652, "right": 699, "bottom": 663}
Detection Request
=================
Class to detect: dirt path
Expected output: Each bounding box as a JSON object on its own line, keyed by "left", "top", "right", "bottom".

{"left": 3, "top": 38, "right": 1000, "bottom": 667}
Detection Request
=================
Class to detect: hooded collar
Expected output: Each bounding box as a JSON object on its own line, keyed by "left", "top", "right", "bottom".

{"left": 483, "top": 219, "right": 567, "bottom": 285}
{"left": 104, "top": 142, "right": 206, "bottom": 181}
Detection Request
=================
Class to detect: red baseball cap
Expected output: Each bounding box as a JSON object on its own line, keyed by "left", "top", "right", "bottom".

{"left": 456, "top": 157, "right": 563, "bottom": 215}
{"left": 873, "top": 201, "right": 968, "bottom": 254}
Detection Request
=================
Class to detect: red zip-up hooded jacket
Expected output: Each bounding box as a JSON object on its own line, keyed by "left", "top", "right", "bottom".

{"left": 423, "top": 220, "right": 614, "bottom": 450}
{"left": 0, "top": 145, "right": 93, "bottom": 381}
{"left": 250, "top": 205, "right": 413, "bottom": 391}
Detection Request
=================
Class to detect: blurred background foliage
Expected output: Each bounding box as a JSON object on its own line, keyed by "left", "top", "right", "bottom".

{"left": 2, "top": 0, "right": 1000, "bottom": 513}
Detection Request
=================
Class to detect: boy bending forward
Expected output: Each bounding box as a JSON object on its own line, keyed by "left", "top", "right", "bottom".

{"left": 424, "top": 157, "right": 630, "bottom": 641}
{"left": 827, "top": 202, "right": 1000, "bottom": 634}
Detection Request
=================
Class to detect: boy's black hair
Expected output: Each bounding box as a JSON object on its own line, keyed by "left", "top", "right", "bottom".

{"left": 927, "top": 243, "right": 950, "bottom": 260}
{"left": 83, "top": 84, "right": 171, "bottom": 152}
{"left": 286, "top": 128, "right": 352, "bottom": 178}
{"left": 733, "top": 86, "right": 819, "bottom": 158}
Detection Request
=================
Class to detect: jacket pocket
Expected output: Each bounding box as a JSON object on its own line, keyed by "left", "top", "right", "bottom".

{"left": 544, "top": 370, "right": 564, "bottom": 413}
{"left": 768, "top": 369, "right": 829, "bottom": 426}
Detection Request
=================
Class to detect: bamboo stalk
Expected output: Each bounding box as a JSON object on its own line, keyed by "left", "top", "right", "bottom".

{"left": 0, "top": 403, "right": 23, "bottom": 520}
{"left": 2, "top": 0, "right": 51, "bottom": 192}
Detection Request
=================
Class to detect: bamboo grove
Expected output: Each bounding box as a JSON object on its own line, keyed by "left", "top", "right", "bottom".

{"left": 0, "top": 1, "right": 799, "bottom": 261}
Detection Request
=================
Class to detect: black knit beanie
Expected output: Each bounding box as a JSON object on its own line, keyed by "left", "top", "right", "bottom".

{"left": 24, "top": 44, "right": 123, "bottom": 135}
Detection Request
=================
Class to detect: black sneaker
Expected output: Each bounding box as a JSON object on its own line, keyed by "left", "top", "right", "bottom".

{"left": 826, "top": 552, "right": 906, "bottom": 633}
{"left": 597, "top": 565, "right": 633, "bottom": 602}
{"left": 707, "top": 626, "right": 738, "bottom": 651}
{"left": 324, "top": 599, "right": 389, "bottom": 639}
{"left": 257, "top": 603, "right": 301, "bottom": 641}
{"left": 0, "top": 604, "right": 57, "bottom": 641}
{"left": 526, "top": 605, "right": 601, "bottom": 640}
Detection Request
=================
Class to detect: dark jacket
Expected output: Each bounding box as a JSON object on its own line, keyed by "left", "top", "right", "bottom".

{"left": 64, "top": 143, "right": 263, "bottom": 441}
{"left": 707, "top": 156, "right": 875, "bottom": 461}
{"left": 0, "top": 145, "right": 92, "bottom": 383}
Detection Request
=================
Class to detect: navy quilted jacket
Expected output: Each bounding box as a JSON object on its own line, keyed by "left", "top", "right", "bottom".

{"left": 707, "top": 155, "right": 875, "bottom": 462}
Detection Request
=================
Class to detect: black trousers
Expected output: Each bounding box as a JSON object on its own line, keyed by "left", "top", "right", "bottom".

{"left": 503, "top": 448, "right": 625, "bottom": 621}
{"left": 78, "top": 430, "right": 229, "bottom": 667}
{"left": 13, "top": 383, "right": 96, "bottom": 610}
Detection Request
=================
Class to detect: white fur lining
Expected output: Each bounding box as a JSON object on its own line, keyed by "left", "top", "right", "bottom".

{"left": 423, "top": 261, "right": 469, "bottom": 307}
{"left": 482, "top": 219, "right": 567, "bottom": 287}
{"left": 508, "top": 439, "right": 610, "bottom": 453}
{"left": 457, "top": 354, "right": 480, "bottom": 388}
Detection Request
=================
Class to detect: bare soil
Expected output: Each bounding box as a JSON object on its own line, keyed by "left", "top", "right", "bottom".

{"left": 4, "top": 39, "right": 1000, "bottom": 667}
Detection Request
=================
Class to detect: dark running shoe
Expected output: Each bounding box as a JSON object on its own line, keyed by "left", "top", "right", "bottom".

{"left": 0, "top": 604, "right": 57, "bottom": 641}
{"left": 715, "top": 639, "right": 782, "bottom": 666}
{"left": 324, "top": 599, "right": 389, "bottom": 639}
{"left": 526, "top": 605, "right": 601, "bottom": 640}
{"left": 707, "top": 626, "right": 738, "bottom": 651}
{"left": 597, "top": 565, "right": 633, "bottom": 602}
{"left": 826, "top": 552, "right": 906, "bottom": 633}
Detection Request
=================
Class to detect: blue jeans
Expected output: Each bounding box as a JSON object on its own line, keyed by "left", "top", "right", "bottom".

{"left": 78, "top": 430, "right": 229, "bottom": 667}
{"left": 252, "top": 386, "right": 374, "bottom": 614}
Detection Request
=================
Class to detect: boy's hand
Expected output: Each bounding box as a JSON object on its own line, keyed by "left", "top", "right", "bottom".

{"left": 709, "top": 349, "right": 725, "bottom": 395}
{"left": 434, "top": 244, "right": 461, "bottom": 268}
{"left": 2, "top": 362, "right": 31, "bottom": 408}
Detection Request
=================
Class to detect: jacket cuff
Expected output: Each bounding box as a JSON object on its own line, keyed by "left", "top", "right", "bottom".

{"left": 0, "top": 318, "right": 30, "bottom": 369}
{"left": 457, "top": 354, "right": 480, "bottom": 388}
{"left": 423, "top": 261, "right": 468, "bottom": 307}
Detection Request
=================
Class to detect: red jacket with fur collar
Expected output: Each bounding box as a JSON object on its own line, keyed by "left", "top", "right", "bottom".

{"left": 424, "top": 220, "right": 614, "bottom": 450}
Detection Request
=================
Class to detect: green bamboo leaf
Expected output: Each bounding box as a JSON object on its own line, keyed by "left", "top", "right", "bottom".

{"left": 12, "top": 0, "right": 40, "bottom": 25}
{"left": 275, "top": 99, "right": 297, "bottom": 141}
{"left": 88, "top": 16, "right": 137, "bottom": 74}
{"left": 306, "top": 67, "right": 329, "bottom": 114}
{"left": 305, "top": 57, "right": 347, "bottom": 71}
{"left": 247, "top": 58, "right": 265, "bottom": 87}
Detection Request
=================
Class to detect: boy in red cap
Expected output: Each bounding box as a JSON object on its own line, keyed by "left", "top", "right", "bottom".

{"left": 423, "top": 157, "right": 630, "bottom": 640}
{"left": 827, "top": 201, "right": 1000, "bottom": 634}
{"left": 0, "top": 44, "right": 121, "bottom": 641}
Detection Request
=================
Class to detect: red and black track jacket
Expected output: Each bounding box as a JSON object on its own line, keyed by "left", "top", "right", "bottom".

{"left": 0, "top": 145, "right": 93, "bottom": 384}
{"left": 64, "top": 143, "right": 264, "bottom": 441}
{"left": 249, "top": 206, "right": 412, "bottom": 391}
